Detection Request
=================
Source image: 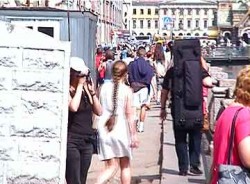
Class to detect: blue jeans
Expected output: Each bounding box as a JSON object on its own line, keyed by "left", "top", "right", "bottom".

{"left": 173, "top": 128, "right": 202, "bottom": 172}
{"left": 66, "top": 134, "right": 94, "bottom": 184}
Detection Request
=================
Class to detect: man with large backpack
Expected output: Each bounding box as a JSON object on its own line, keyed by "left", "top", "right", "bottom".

{"left": 160, "top": 39, "right": 213, "bottom": 176}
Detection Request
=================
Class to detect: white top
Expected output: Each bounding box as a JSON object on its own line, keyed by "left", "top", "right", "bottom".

{"left": 96, "top": 82, "right": 134, "bottom": 160}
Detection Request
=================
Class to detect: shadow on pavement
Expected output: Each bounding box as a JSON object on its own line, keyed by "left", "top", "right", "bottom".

{"left": 163, "top": 142, "right": 175, "bottom": 146}
{"left": 161, "top": 168, "right": 179, "bottom": 175}
{"left": 187, "top": 178, "right": 206, "bottom": 183}
{"left": 131, "top": 174, "right": 161, "bottom": 183}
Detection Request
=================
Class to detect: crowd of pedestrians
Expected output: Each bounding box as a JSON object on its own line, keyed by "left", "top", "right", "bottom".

{"left": 65, "top": 39, "right": 250, "bottom": 184}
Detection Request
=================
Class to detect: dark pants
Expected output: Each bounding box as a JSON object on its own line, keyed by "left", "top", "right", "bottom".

{"left": 173, "top": 128, "right": 202, "bottom": 172}
{"left": 66, "top": 134, "right": 94, "bottom": 184}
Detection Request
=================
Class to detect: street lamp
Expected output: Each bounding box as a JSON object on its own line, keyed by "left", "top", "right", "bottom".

{"left": 167, "top": 23, "right": 173, "bottom": 40}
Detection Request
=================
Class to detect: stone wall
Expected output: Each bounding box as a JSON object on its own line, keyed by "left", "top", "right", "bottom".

{"left": 0, "top": 22, "right": 70, "bottom": 184}
{"left": 208, "top": 66, "right": 236, "bottom": 131}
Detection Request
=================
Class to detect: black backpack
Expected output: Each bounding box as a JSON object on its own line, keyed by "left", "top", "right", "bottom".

{"left": 172, "top": 39, "right": 203, "bottom": 130}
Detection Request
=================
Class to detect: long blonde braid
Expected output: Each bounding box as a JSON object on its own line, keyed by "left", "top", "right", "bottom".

{"left": 105, "top": 61, "right": 127, "bottom": 132}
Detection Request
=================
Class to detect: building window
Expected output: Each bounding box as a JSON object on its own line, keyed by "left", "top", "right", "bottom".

{"left": 187, "top": 20, "right": 191, "bottom": 28}
{"left": 124, "top": 12, "right": 127, "bottom": 17}
{"left": 180, "top": 9, "right": 184, "bottom": 16}
{"left": 147, "top": 20, "right": 151, "bottom": 29}
{"left": 133, "top": 19, "right": 136, "bottom": 28}
{"left": 155, "top": 9, "right": 159, "bottom": 15}
{"left": 148, "top": 9, "right": 151, "bottom": 15}
{"left": 196, "top": 20, "right": 199, "bottom": 27}
{"left": 38, "top": 27, "right": 54, "bottom": 37}
{"left": 204, "top": 9, "right": 208, "bottom": 15}
{"left": 125, "top": 25, "right": 127, "bottom": 29}
{"left": 140, "top": 9, "right": 144, "bottom": 15}
{"left": 196, "top": 9, "right": 199, "bottom": 15}
{"left": 140, "top": 20, "right": 143, "bottom": 28}
{"left": 133, "top": 9, "right": 136, "bottom": 15}
{"left": 155, "top": 20, "right": 158, "bottom": 29}
{"left": 204, "top": 20, "right": 208, "bottom": 28}
{"left": 188, "top": 9, "right": 192, "bottom": 15}
{"left": 164, "top": 9, "right": 167, "bottom": 15}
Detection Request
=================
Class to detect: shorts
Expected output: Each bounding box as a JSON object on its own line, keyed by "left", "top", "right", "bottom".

{"left": 157, "top": 77, "right": 164, "bottom": 91}
{"left": 133, "top": 87, "right": 150, "bottom": 109}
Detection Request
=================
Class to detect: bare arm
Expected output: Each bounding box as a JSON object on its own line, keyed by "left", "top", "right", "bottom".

{"left": 238, "top": 136, "right": 250, "bottom": 168}
{"left": 125, "top": 87, "right": 139, "bottom": 148}
{"left": 203, "top": 76, "right": 213, "bottom": 88}
{"left": 201, "top": 57, "right": 213, "bottom": 88}
{"left": 69, "top": 82, "right": 84, "bottom": 112}
{"left": 91, "top": 94, "right": 102, "bottom": 116}
{"left": 160, "top": 89, "right": 169, "bottom": 120}
{"left": 85, "top": 79, "right": 102, "bottom": 116}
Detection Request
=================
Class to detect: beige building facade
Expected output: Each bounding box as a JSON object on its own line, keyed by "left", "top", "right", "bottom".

{"left": 130, "top": 0, "right": 160, "bottom": 37}
{"left": 130, "top": 0, "right": 217, "bottom": 39}
{"left": 159, "top": 0, "right": 217, "bottom": 38}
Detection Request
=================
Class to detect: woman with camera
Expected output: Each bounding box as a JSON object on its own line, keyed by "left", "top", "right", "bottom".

{"left": 66, "top": 57, "right": 102, "bottom": 184}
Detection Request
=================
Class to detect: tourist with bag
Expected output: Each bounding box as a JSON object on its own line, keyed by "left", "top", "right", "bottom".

{"left": 160, "top": 39, "right": 213, "bottom": 176}
{"left": 66, "top": 57, "right": 102, "bottom": 184}
{"left": 95, "top": 60, "right": 139, "bottom": 184}
{"left": 210, "top": 66, "right": 250, "bottom": 184}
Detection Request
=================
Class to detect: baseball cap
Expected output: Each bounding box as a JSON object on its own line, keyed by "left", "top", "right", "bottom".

{"left": 70, "top": 57, "right": 89, "bottom": 75}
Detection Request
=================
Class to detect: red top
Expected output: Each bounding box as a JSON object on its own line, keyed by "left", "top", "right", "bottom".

{"left": 95, "top": 54, "right": 105, "bottom": 78}
{"left": 211, "top": 106, "right": 250, "bottom": 184}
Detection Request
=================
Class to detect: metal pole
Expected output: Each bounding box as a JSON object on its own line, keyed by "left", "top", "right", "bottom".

{"left": 67, "top": 10, "right": 71, "bottom": 41}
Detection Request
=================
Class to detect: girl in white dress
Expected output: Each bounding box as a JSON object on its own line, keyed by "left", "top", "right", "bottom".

{"left": 95, "top": 60, "right": 139, "bottom": 184}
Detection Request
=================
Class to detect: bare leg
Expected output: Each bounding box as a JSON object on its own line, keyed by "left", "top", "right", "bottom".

{"left": 140, "top": 105, "right": 147, "bottom": 122}
{"left": 120, "top": 157, "right": 131, "bottom": 184}
{"left": 96, "top": 159, "right": 119, "bottom": 184}
{"left": 157, "top": 90, "right": 161, "bottom": 104}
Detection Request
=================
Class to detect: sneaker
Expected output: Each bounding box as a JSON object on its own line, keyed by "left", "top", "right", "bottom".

{"left": 178, "top": 170, "right": 187, "bottom": 176}
{"left": 137, "top": 122, "right": 144, "bottom": 132}
{"left": 190, "top": 166, "right": 203, "bottom": 175}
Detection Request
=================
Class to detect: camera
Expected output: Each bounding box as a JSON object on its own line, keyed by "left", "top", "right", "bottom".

{"left": 77, "top": 70, "right": 92, "bottom": 84}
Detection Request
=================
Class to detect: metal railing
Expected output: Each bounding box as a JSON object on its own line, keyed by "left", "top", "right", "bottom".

{"left": 203, "top": 46, "right": 250, "bottom": 59}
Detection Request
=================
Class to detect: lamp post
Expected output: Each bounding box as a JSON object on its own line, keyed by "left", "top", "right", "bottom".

{"left": 167, "top": 23, "right": 173, "bottom": 40}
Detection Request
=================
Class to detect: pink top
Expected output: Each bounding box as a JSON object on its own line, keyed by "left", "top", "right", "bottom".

{"left": 211, "top": 106, "right": 250, "bottom": 184}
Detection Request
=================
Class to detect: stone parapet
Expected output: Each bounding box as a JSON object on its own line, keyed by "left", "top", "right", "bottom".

{"left": 0, "top": 22, "right": 70, "bottom": 184}
{"left": 208, "top": 66, "right": 236, "bottom": 132}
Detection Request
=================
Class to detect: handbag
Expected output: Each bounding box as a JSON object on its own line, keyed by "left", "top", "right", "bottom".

{"left": 218, "top": 107, "right": 250, "bottom": 184}
{"left": 87, "top": 130, "right": 99, "bottom": 154}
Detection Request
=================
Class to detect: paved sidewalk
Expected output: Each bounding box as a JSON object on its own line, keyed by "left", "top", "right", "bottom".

{"left": 87, "top": 102, "right": 162, "bottom": 184}
{"left": 86, "top": 102, "right": 209, "bottom": 183}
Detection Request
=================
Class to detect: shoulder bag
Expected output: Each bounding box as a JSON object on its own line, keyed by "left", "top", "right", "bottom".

{"left": 218, "top": 107, "right": 250, "bottom": 184}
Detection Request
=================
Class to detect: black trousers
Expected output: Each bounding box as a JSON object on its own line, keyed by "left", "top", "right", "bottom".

{"left": 173, "top": 128, "right": 202, "bottom": 172}
{"left": 66, "top": 134, "right": 94, "bottom": 184}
